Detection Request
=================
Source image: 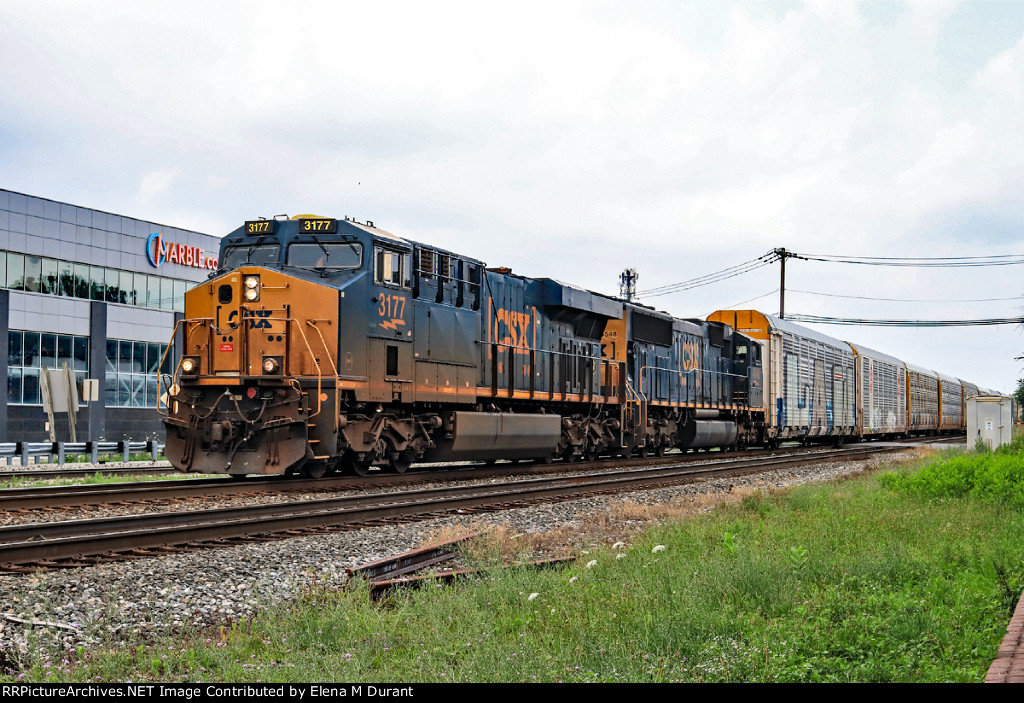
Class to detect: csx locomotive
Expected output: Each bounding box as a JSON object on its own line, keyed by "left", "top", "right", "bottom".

{"left": 161, "top": 215, "right": 762, "bottom": 476}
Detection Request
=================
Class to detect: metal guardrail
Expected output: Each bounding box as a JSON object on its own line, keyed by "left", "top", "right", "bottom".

{"left": 0, "top": 441, "right": 165, "bottom": 466}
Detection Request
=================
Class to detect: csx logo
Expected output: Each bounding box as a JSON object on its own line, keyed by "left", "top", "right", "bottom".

{"left": 227, "top": 309, "right": 273, "bottom": 330}
{"left": 681, "top": 340, "right": 701, "bottom": 371}
{"left": 494, "top": 308, "right": 532, "bottom": 354}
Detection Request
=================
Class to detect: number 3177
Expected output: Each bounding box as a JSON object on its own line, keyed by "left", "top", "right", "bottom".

{"left": 378, "top": 294, "right": 405, "bottom": 320}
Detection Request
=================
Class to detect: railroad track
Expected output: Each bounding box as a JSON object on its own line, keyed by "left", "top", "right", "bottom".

{"left": 0, "top": 435, "right": 961, "bottom": 511}
{"left": 0, "top": 442, "right": 919, "bottom": 572}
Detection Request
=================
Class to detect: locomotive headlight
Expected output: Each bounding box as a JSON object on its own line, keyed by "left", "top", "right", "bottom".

{"left": 262, "top": 355, "right": 282, "bottom": 375}
{"left": 243, "top": 275, "right": 260, "bottom": 301}
{"left": 180, "top": 356, "right": 200, "bottom": 376}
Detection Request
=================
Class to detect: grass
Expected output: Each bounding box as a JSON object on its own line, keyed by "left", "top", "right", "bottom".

{"left": 3, "top": 439, "right": 1023, "bottom": 682}
{"left": 0, "top": 470, "right": 188, "bottom": 488}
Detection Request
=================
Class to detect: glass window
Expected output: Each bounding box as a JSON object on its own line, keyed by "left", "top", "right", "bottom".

{"left": 104, "top": 337, "right": 172, "bottom": 407}
{"left": 374, "top": 247, "right": 410, "bottom": 287}
{"left": 173, "top": 280, "right": 186, "bottom": 312}
{"left": 220, "top": 244, "right": 280, "bottom": 270}
{"left": 22, "top": 333, "right": 39, "bottom": 368}
{"left": 147, "top": 376, "right": 159, "bottom": 408}
{"left": 22, "top": 369, "right": 39, "bottom": 405}
{"left": 58, "top": 260, "right": 74, "bottom": 297}
{"left": 286, "top": 242, "right": 362, "bottom": 269}
{"left": 7, "top": 331, "right": 22, "bottom": 367}
{"left": 105, "top": 268, "right": 120, "bottom": 303}
{"left": 131, "top": 375, "right": 145, "bottom": 407}
{"left": 104, "top": 374, "right": 117, "bottom": 407}
{"left": 119, "top": 340, "right": 134, "bottom": 373}
{"left": 133, "top": 342, "right": 147, "bottom": 374}
{"left": 134, "top": 273, "right": 148, "bottom": 307}
{"left": 73, "top": 337, "right": 88, "bottom": 371}
{"left": 7, "top": 368, "right": 21, "bottom": 405}
{"left": 74, "top": 263, "right": 90, "bottom": 298}
{"left": 90, "top": 265, "right": 105, "bottom": 301}
{"left": 7, "top": 253, "right": 24, "bottom": 291}
{"left": 161, "top": 278, "right": 174, "bottom": 310}
{"left": 0, "top": 251, "right": 6, "bottom": 287}
{"left": 147, "top": 276, "right": 160, "bottom": 309}
{"left": 160, "top": 343, "right": 172, "bottom": 375}
{"left": 41, "top": 258, "right": 58, "bottom": 295}
{"left": 120, "top": 270, "right": 134, "bottom": 305}
{"left": 8, "top": 331, "right": 89, "bottom": 406}
{"left": 57, "top": 335, "right": 72, "bottom": 368}
{"left": 118, "top": 375, "right": 131, "bottom": 406}
{"left": 147, "top": 343, "right": 161, "bottom": 374}
{"left": 40, "top": 333, "right": 56, "bottom": 369}
{"left": 23, "top": 255, "right": 41, "bottom": 293}
{"left": 106, "top": 340, "right": 118, "bottom": 373}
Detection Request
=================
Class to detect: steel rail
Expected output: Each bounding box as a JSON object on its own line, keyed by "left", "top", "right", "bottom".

{"left": 0, "top": 443, "right": 912, "bottom": 569}
{"left": 0, "top": 447, "right": 819, "bottom": 510}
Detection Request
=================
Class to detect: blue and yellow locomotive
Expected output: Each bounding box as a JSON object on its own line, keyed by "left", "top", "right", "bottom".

{"left": 161, "top": 215, "right": 764, "bottom": 476}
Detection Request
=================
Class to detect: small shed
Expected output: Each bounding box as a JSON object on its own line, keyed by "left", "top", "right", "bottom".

{"left": 966, "top": 395, "right": 1013, "bottom": 450}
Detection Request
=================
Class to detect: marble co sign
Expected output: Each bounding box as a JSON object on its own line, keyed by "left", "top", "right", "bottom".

{"left": 147, "top": 232, "right": 218, "bottom": 270}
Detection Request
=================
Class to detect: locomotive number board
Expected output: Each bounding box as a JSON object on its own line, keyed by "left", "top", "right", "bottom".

{"left": 245, "top": 220, "right": 275, "bottom": 234}
{"left": 299, "top": 218, "right": 338, "bottom": 233}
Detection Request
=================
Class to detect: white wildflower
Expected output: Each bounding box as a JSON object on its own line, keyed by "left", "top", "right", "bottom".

{"left": 612, "top": 542, "right": 626, "bottom": 550}
{"left": 616, "top": 554, "right": 627, "bottom": 559}
{"left": 652, "top": 545, "right": 667, "bottom": 553}
{"left": 586, "top": 560, "right": 598, "bottom": 569}
{"left": 528, "top": 593, "right": 540, "bottom": 601}
{"left": 568, "top": 576, "right": 578, "bottom": 584}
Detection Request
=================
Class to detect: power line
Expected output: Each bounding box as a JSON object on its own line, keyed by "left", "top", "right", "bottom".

{"left": 794, "top": 252, "right": 1024, "bottom": 267}
{"left": 638, "top": 251, "right": 778, "bottom": 298}
{"left": 787, "top": 288, "right": 1024, "bottom": 304}
{"left": 786, "top": 314, "right": 1024, "bottom": 327}
{"left": 703, "top": 289, "right": 780, "bottom": 318}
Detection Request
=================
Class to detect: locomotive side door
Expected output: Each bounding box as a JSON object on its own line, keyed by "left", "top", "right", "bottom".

{"left": 368, "top": 244, "right": 413, "bottom": 403}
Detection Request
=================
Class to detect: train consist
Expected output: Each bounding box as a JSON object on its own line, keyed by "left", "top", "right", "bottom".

{"left": 706, "top": 310, "right": 1003, "bottom": 447}
{"left": 159, "top": 215, "right": 1000, "bottom": 477}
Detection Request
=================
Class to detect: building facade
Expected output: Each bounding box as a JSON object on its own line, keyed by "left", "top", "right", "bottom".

{"left": 0, "top": 188, "right": 220, "bottom": 442}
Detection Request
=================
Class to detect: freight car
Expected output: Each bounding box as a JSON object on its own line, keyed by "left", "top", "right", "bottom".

{"left": 707, "top": 309, "right": 999, "bottom": 443}
{"left": 160, "top": 215, "right": 763, "bottom": 477}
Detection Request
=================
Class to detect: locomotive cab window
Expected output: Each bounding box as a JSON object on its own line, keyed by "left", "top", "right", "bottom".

{"left": 221, "top": 244, "right": 281, "bottom": 270}
{"left": 287, "top": 242, "right": 362, "bottom": 269}
{"left": 374, "top": 246, "right": 411, "bottom": 288}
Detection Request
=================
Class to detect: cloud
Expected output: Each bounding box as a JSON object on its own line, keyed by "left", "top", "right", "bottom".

{"left": 1, "top": 0, "right": 1023, "bottom": 389}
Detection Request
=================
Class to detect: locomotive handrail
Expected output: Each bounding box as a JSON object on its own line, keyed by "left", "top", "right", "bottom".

{"left": 483, "top": 340, "right": 624, "bottom": 404}
{"left": 638, "top": 365, "right": 751, "bottom": 412}
{"left": 305, "top": 319, "right": 340, "bottom": 431}
{"left": 156, "top": 317, "right": 195, "bottom": 418}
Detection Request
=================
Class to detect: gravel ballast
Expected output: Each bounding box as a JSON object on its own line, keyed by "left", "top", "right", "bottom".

{"left": 0, "top": 451, "right": 920, "bottom": 665}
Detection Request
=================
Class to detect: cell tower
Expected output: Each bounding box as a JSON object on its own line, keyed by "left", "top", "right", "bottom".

{"left": 619, "top": 268, "right": 638, "bottom": 301}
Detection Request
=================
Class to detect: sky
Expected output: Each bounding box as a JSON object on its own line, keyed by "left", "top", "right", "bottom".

{"left": 2, "top": 0, "right": 1023, "bottom": 392}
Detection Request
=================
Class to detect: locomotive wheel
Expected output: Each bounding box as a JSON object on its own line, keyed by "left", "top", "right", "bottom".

{"left": 655, "top": 443, "right": 666, "bottom": 458}
{"left": 345, "top": 454, "right": 372, "bottom": 477}
{"left": 638, "top": 444, "right": 650, "bottom": 458}
{"left": 301, "top": 461, "right": 328, "bottom": 479}
{"left": 583, "top": 442, "right": 600, "bottom": 462}
{"left": 389, "top": 452, "right": 414, "bottom": 474}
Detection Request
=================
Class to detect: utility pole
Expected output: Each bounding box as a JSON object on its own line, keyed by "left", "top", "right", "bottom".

{"left": 774, "top": 248, "right": 788, "bottom": 319}
{"left": 619, "top": 268, "right": 638, "bottom": 301}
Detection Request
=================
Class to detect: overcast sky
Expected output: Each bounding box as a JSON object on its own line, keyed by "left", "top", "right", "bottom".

{"left": 2, "top": 1, "right": 1023, "bottom": 392}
